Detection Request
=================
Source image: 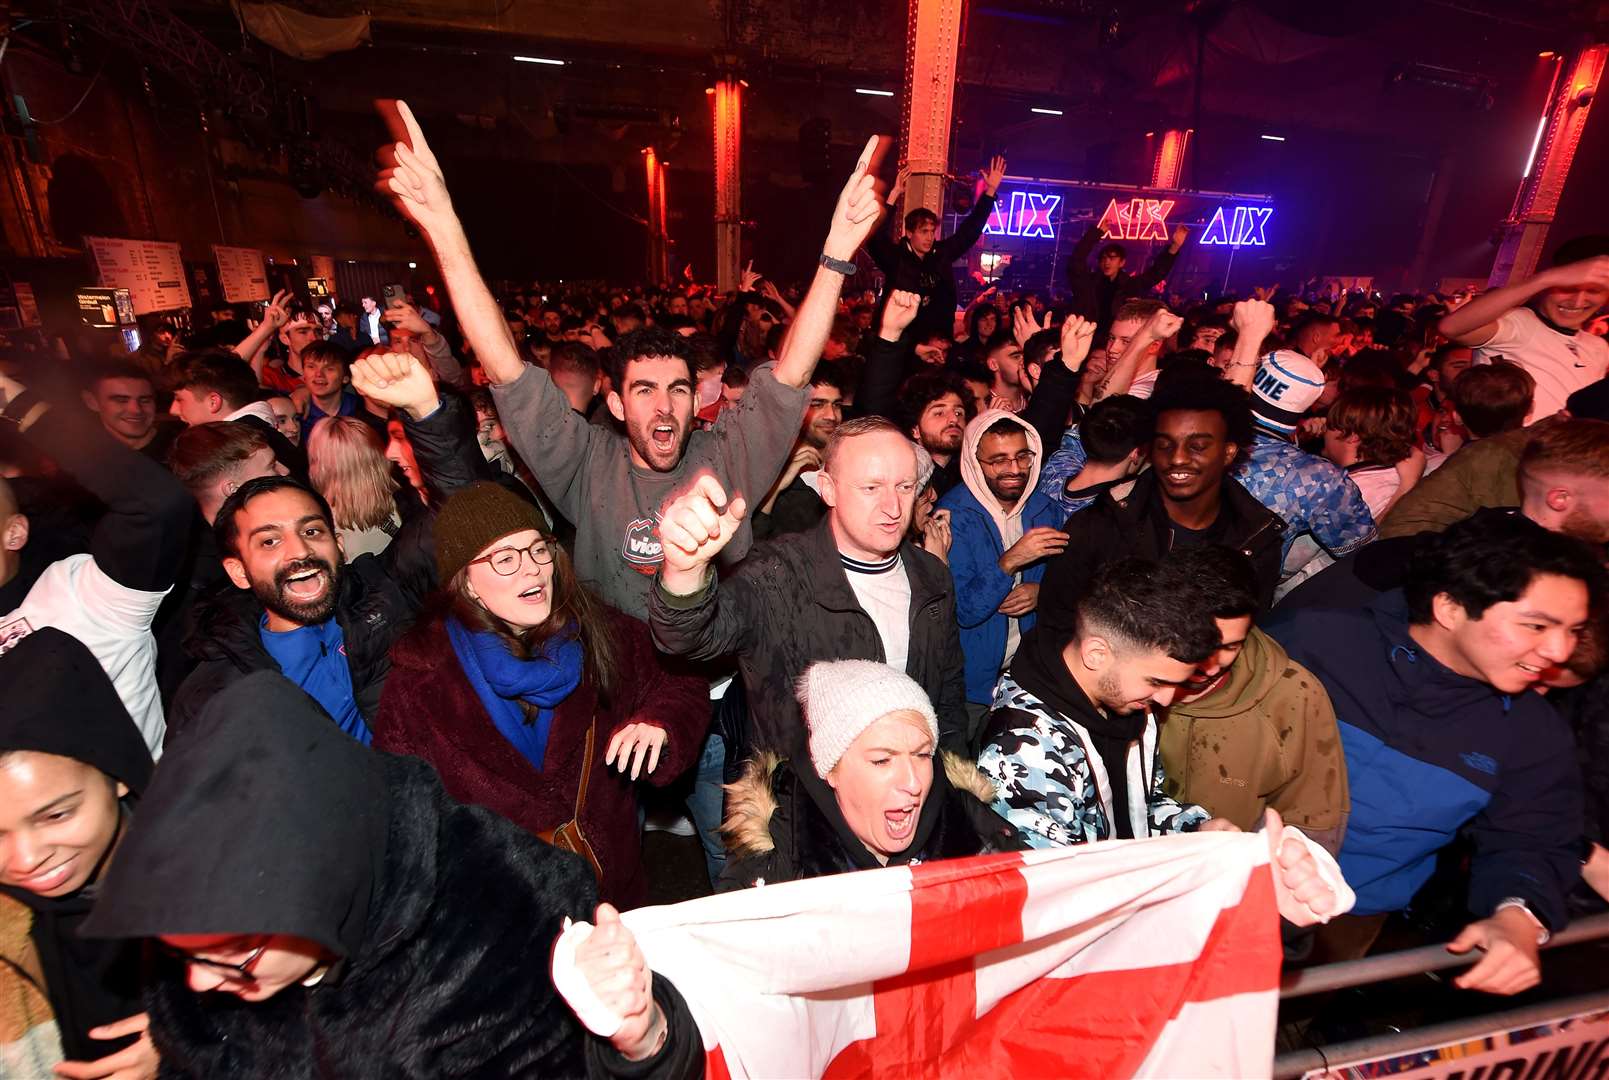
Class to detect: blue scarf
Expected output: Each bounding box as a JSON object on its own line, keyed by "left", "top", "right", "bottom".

{"left": 446, "top": 616, "right": 584, "bottom": 770}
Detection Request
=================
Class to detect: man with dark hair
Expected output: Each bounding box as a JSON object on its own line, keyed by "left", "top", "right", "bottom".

{"left": 940, "top": 410, "right": 1065, "bottom": 722}
{"left": 1440, "top": 234, "right": 1609, "bottom": 421}
{"left": 1290, "top": 312, "right": 1342, "bottom": 364}
{"left": 170, "top": 353, "right": 483, "bottom": 743}
{"left": 865, "top": 157, "right": 1006, "bottom": 345}
{"left": 1270, "top": 513, "right": 1602, "bottom": 991}
{"left": 978, "top": 558, "right": 1225, "bottom": 847}
{"left": 82, "top": 362, "right": 180, "bottom": 461}
{"left": 1321, "top": 387, "right": 1419, "bottom": 520}
{"left": 327, "top": 300, "right": 373, "bottom": 356}
{"left": 1036, "top": 394, "right": 1152, "bottom": 518}
{"left": 897, "top": 370, "right": 972, "bottom": 498}
{"left": 1037, "top": 373, "right": 1286, "bottom": 632}
{"left": 167, "top": 423, "right": 287, "bottom": 526}
{"left": 0, "top": 365, "right": 192, "bottom": 752}
{"left": 982, "top": 335, "right": 1028, "bottom": 413}
{"left": 547, "top": 340, "right": 603, "bottom": 415}
{"left": 1064, "top": 220, "right": 1189, "bottom": 344}
{"left": 169, "top": 348, "right": 308, "bottom": 478}
{"left": 1448, "top": 363, "right": 1534, "bottom": 443}
{"left": 1155, "top": 547, "right": 1349, "bottom": 853}
{"left": 302, "top": 341, "right": 381, "bottom": 433}
{"left": 752, "top": 363, "right": 848, "bottom": 541}
{"left": 649, "top": 416, "right": 968, "bottom": 754}
{"left": 388, "top": 102, "right": 881, "bottom": 617}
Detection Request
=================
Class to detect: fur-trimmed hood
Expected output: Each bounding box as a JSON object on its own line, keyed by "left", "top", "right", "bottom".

{"left": 715, "top": 750, "right": 1023, "bottom": 891}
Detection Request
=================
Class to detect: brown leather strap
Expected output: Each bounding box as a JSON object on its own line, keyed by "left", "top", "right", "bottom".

{"left": 573, "top": 720, "right": 597, "bottom": 819}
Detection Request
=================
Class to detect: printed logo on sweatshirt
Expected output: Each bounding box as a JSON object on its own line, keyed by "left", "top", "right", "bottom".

{"left": 0, "top": 615, "right": 34, "bottom": 657}
{"left": 1460, "top": 751, "right": 1498, "bottom": 776}
{"left": 622, "top": 516, "right": 664, "bottom": 575}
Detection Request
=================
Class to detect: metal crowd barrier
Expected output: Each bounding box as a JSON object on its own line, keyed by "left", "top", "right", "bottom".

{"left": 1273, "top": 912, "right": 1609, "bottom": 1078}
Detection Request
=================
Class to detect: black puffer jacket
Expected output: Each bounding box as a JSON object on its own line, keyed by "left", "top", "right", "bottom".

{"left": 144, "top": 753, "right": 704, "bottom": 1079}
{"left": 717, "top": 750, "right": 1026, "bottom": 891}
{"left": 866, "top": 194, "right": 997, "bottom": 345}
{"left": 1036, "top": 469, "right": 1286, "bottom": 637}
{"left": 167, "top": 395, "right": 484, "bottom": 742}
{"left": 648, "top": 517, "right": 970, "bottom": 756}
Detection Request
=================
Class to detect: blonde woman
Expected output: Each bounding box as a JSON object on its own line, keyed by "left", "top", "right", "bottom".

{"left": 305, "top": 416, "right": 403, "bottom": 558}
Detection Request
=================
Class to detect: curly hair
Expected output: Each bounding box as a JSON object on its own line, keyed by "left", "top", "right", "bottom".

{"left": 1146, "top": 373, "right": 1256, "bottom": 459}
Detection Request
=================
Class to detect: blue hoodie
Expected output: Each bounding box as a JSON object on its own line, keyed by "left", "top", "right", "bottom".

{"left": 939, "top": 410, "right": 1065, "bottom": 706}
{"left": 1270, "top": 592, "right": 1581, "bottom": 929}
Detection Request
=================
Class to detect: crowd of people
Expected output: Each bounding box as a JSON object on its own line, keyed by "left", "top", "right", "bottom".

{"left": 1, "top": 95, "right": 1607, "bottom": 1076}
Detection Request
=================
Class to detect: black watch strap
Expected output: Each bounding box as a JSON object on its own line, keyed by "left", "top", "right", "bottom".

{"left": 819, "top": 253, "right": 858, "bottom": 276}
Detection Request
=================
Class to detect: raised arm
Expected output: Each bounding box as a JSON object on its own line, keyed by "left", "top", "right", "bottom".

{"left": 1222, "top": 299, "right": 1277, "bottom": 390}
{"left": 773, "top": 136, "right": 886, "bottom": 389}
{"left": 935, "top": 155, "right": 1004, "bottom": 262}
{"left": 376, "top": 100, "right": 524, "bottom": 386}
{"left": 232, "top": 289, "right": 292, "bottom": 377}
{"left": 0, "top": 372, "right": 191, "bottom": 594}
{"left": 1093, "top": 308, "right": 1180, "bottom": 401}
{"left": 1019, "top": 314, "right": 1095, "bottom": 450}
{"left": 856, "top": 290, "right": 920, "bottom": 421}
{"left": 1440, "top": 258, "right": 1609, "bottom": 346}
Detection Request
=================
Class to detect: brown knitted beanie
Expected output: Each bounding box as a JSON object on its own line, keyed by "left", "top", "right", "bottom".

{"left": 433, "top": 481, "right": 548, "bottom": 583}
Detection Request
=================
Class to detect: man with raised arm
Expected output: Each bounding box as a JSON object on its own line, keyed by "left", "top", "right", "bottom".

{"left": 375, "top": 99, "right": 885, "bottom": 616}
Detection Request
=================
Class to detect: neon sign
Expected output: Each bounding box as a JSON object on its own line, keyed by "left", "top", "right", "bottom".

{"left": 1199, "top": 206, "right": 1273, "bottom": 247}
{"left": 983, "top": 190, "right": 1062, "bottom": 238}
{"left": 1095, "top": 198, "right": 1175, "bottom": 241}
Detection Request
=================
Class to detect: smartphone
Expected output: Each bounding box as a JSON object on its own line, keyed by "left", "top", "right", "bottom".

{"left": 382, "top": 283, "right": 406, "bottom": 308}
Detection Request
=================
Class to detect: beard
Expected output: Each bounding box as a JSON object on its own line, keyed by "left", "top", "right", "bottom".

{"left": 1561, "top": 504, "right": 1609, "bottom": 545}
{"left": 252, "top": 555, "right": 342, "bottom": 626}
{"left": 987, "top": 473, "right": 1027, "bottom": 503}
{"left": 923, "top": 426, "right": 963, "bottom": 455}
{"left": 626, "top": 414, "right": 689, "bottom": 472}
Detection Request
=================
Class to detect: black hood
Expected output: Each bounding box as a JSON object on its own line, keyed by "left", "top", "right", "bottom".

{"left": 0, "top": 627, "right": 153, "bottom": 794}
{"left": 82, "top": 672, "right": 388, "bottom": 959}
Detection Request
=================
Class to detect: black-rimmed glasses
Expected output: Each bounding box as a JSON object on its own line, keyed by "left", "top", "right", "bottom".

{"left": 160, "top": 940, "right": 268, "bottom": 985}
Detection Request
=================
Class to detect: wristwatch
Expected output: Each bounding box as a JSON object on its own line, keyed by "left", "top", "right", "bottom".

{"left": 1495, "top": 897, "right": 1550, "bottom": 945}
{"left": 819, "top": 252, "right": 858, "bottom": 276}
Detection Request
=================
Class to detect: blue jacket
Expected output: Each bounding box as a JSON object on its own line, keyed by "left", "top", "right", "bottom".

{"left": 1269, "top": 593, "right": 1582, "bottom": 929}
{"left": 938, "top": 482, "right": 1065, "bottom": 705}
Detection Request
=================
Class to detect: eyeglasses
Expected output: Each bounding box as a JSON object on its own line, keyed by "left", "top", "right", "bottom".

{"left": 469, "top": 541, "right": 555, "bottom": 576}
{"left": 161, "top": 939, "right": 268, "bottom": 985}
{"left": 979, "top": 450, "right": 1037, "bottom": 469}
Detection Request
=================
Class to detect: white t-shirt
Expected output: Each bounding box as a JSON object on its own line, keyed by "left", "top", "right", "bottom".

{"left": 0, "top": 554, "right": 168, "bottom": 754}
{"left": 1347, "top": 466, "right": 1402, "bottom": 522}
{"left": 1476, "top": 307, "right": 1609, "bottom": 423}
{"left": 1126, "top": 369, "right": 1160, "bottom": 400}
{"left": 843, "top": 555, "right": 912, "bottom": 675}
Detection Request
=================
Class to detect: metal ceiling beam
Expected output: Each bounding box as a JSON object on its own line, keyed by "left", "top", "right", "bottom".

{"left": 52, "top": 0, "right": 273, "bottom": 118}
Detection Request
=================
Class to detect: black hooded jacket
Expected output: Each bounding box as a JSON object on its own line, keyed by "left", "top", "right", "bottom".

{"left": 0, "top": 628, "right": 156, "bottom": 1061}
{"left": 83, "top": 673, "right": 702, "bottom": 1079}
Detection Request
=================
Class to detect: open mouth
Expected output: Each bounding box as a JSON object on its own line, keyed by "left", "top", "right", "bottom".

{"left": 518, "top": 584, "right": 546, "bottom": 602}
{"left": 1517, "top": 662, "right": 1543, "bottom": 677}
{"left": 280, "top": 565, "right": 329, "bottom": 602}
{"left": 884, "top": 805, "right": 918, "bottom": 840}
{"left": 650, "top": 423, "right": 677, "bottom": 453}
{"left": 1163, "top": 470, "right": 1197, "bottom": 484}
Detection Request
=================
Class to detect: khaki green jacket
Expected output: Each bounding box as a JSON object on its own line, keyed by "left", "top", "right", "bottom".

{"left": 1160, "top": 627, "right": 1349, "bottom": 854}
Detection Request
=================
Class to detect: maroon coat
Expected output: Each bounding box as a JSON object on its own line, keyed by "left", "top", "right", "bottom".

{"left": 374, "top": 607, "right": 709, "bottom": 908}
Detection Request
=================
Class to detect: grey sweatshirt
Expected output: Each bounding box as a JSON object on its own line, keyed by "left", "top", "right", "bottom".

{"left": 490, "top": 360, "right": 807, "bottom": 618}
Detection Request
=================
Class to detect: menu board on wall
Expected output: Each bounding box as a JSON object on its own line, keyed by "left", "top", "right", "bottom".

{"left": 85, "top": 236, "right": 193, "bottom": 315}
{"left": 212, "top": 245, "right": 270, "bottom": 303}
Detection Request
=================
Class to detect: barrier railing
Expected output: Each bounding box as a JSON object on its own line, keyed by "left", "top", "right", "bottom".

{"left": 1273, "top": 912, "right": 1609, "bottom": 1078}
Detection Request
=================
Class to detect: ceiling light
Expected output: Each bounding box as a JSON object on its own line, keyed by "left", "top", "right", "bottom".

{"left": 407, "top": 262, "right": 417, "bottom": 269}
{"left": 1030, "top": 107, "right": 1063, "bottom": 116}
{"left": 514, "top": 55, "right": 565, "bottom": 66}
{"left": 855, "top": 88, "right": 894, "bottom": 97}
{"left": 1260, "top": 134, "right": 1286, "bottom": 142}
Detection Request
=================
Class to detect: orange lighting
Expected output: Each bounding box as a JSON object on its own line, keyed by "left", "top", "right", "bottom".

{"left": 1540, "top": 51, "right": 1557, "bottom": 58}
{"left": 1150, "top": 128, "right": 1191, "bottom": 189}
{"left": 712, "top": 78, "right": 744, "bottom": 291}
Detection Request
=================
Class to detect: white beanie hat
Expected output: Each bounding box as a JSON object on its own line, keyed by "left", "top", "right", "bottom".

{"left": 797, "top": 660, "right": 941, "bottom": 779}
{"left": 1250, "top": 350, "right": 1326, "bottom": 434}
